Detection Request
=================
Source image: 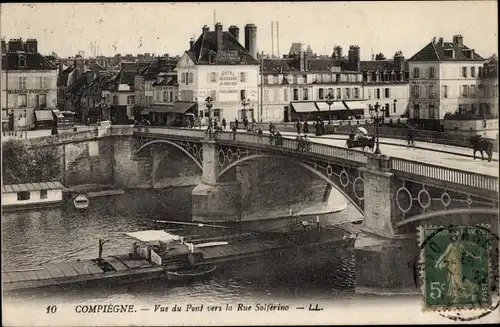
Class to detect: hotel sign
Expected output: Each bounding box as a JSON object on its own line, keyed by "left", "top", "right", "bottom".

{"left": 219, "top": 71, "right": 238, "bottom": 86}
{"left": 216, "top": 50, "right": 241, "bottom": 63}
{"left": 7, "top": 89, "right": 48, "bottom": 94}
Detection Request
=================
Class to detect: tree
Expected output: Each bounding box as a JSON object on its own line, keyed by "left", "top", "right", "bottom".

{"left": 375, "top": 52, "right": 386, "bottom": 60}
{"left": 2, "top": 139, "right": 62, "bottom": 184}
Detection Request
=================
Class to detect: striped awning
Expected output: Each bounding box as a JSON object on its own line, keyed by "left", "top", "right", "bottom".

{"left": 291, "top": 102, "right": 318, "bottom": 113}
{"left": 343, "top": 101, "right": 367, "bottom": 111}
{"left": 316, "top": 101, "right": 346, "bottom": 111}
{"left": 34, "top": 110, "right": 54, "bottom": 121}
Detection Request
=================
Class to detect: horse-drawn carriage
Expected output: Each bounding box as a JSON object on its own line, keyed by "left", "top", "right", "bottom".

{"left": 345, "top": 127, "right": 376, "bottom": 152}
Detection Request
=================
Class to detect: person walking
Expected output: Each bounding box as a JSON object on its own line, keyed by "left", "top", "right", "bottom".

{"left": 303, "top": 120, "right": 309, "bottom": 134}
{"left": 235, "top": 118, "right": 239, "bottom": 130}
{"left": 407, "top": 127, "right": 415, "bottom": 147}
{"left": 243, "top": 116, "right": 249, "bottom": 130}
{"left": 296, "top": 119, "right": 301, "bottom": 135}
{"left": 222, "top": 118, "right": 227, "bottom": 130}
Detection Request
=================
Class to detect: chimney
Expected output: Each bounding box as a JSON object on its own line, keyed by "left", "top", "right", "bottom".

{"left": 228, "top": 25, "right": 240, "bottom": 42}
{"left": 24, "top": 39, "right": 38, "bottom": 53}
{"left": 215, "top": 22, "right": 223, "bottom": 51}
{"left": 189, "top": 37, "right": 194, "bottom": 50}
{"left": 438, "top": 37, "right": 444, "bottom": 46}
{"left": 244, "top": 23, "right": 257, "bottom": 59}
{"left": 58, "top": 59, "right": 64, "bottom": 73}
{"left": 202, "top": 25, "right": 210, "bottom": 33}
{"left": 332, "top": 45, "right": 343, "bottom": 59}
{"left": 348, "top": 45, "right": 360, "bottom": 71}
{"left": 453, "top": 34, "right": 463, "bottom": 47}
{"left": 394, "top": 51, "right": 405, "bottom": 71}
{"left": 1, "top": 39, "right": 6, "bottom": 54}
{"left": 8, "top": 38, "right": 23, "bottom": 52}
{"left": 299, "top": 50, "right": 305, "bottom": 71}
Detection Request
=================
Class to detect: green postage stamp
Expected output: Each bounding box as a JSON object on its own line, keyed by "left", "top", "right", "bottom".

{"left": 418, "top": 225, "right": 492, "bottom": 311}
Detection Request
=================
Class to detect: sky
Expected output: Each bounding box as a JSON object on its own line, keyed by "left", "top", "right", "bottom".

{"left": 1, "top": 2, "right": 498, "bottom": 60}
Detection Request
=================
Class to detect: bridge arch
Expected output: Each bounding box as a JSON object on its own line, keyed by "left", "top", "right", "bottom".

{"left": 135, "top": 139, "right": 203, "bottom": 171}
{"left": 218, "top": 153, "right": 364, "bottom": 215}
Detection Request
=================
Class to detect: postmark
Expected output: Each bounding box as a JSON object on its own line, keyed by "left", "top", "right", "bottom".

{"left": 418, "top": 224, "right": 499, "bottom": 320}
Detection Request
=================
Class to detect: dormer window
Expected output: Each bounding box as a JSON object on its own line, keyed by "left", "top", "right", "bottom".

{"left": 18, "top": 55, "right": 26, "bottom": 68}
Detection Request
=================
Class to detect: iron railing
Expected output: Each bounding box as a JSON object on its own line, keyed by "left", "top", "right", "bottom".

{"left": 134, "top": 126, "right": 205, "bottom": 139}
{"left": 390, "top": 157, "right": 498, "bottom": 192}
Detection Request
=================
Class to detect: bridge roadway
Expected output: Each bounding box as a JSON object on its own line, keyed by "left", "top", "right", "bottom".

{"left": 269, "top": 131, "right": 499, "bottom": 178}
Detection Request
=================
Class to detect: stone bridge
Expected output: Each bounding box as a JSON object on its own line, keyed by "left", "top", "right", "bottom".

{"left": 20, "top": 125, "right": 499, "bottom": 295}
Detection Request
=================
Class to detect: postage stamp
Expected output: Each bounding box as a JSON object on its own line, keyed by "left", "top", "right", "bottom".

{"left": 418, "top": 225, "right": 492, "bottom": 312}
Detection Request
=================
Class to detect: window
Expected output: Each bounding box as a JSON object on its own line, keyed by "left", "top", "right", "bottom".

{"left": 113, "top": 95, "right": 118, "bottom": 104}
{"left": 471, "top": 67, "right": 476, "bottom": 78}
{"left": 335, "top": 88, "right": 341, "bottom": 99}
{"left": 345, "top": 88, "right": 350, "bottom": 99}
{"left": 354, "top": 88, "right": 360, "bottom": 99}
{"left": 240, "top": 89, "right": 246, "bottom": 101}
{"left": 442, "top": 85, "right": 448, "bottom": 98}
{"left": 478, "top": 67, "right": 483, "bottom": 77}
{"left": 462, "top": 85, "right": 468, "bottom": 97}
{"left": 384, "top": 88, "right": 390, "bottom": 98}
{"left": 155, "top": 91, "right": 160, "bottom": 101}
{"left": 210, "top": 72, "right": 217, "bottom": 83}
{"left": 413, "top": 103, "right": 420, "bottom": 118}
{"left": 429, "top": 67, "right": 435, "bottom": 78}
{"left": 19, "top": 94, "right": 27, "bottom": 108}
{"left": 273, "top": 89, "right": 279, "bottom": 102}
{"left": 293, "top": 88, "right": 299, "bottom": 101}
{"left": 427, "top": 85, "right": 434, "bottom": 98}
{"left": 43, "top": 77, "right": 50, "bottom": 89}
{"left": 470, "top": 85, "right": 476, "bottom": 97}
{"left": 429, "top": 103, "right": 437, "bottom": 119}
{"left": 188, "top": 72, "right": 193, "bottom": 84}
{"left": 240, "top": 72, "right": 247, "bottom": 83}
{"left": 413, "top": 67, "right": 419, "bottom": 78}
{"left": 411, "top": 85, "right": 420, "bottom": 99}
{"left": 17, "top": 191, "right": 30, "bottom": 201}
{"left": 181, "top": 73, "right": 186, "bottom": 84}
{"left": 318, "top": 88, "right": 324, "bottom": 100}
{"left": 284, "top": 89, "right": 288, "bottom": 102}
{"left": 40, "top": 189, "right": 48, "bottom": 199}
{"left": 169, "top": 91, "right": 173, "bottom": 102}
{"left": 127, "top": 96, "right": 135, "bottom": 105}
{"left": 19, "top": 77, "right": 27, "bottom": 89}
{"left": 462, "top": 67, "right": 467, "bottom": 78}
{"left": 302, "top": 88, "right": 309, "bottom": 100}
{"left": 38, "top": 94, "right": 47, "bottom": 107}
{"left": 163, "top": 91, "right": 168, "bottom": 102}
{"left": 19, "top": 56, "right": 26, "bottom": 67}
{"left": 376, "top": 88, "right": 381, "bottom": 99}
{"left": 264, "top": 89, "right": 270, "bottom": 102}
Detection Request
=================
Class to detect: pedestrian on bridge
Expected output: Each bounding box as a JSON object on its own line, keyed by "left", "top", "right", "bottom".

{"left": 235, "top": 119, "right": 239, "bottom": 130}
{"left": 303, "top": 120, "right": 309, "bottom": 134}
{"left": 296, "top": 119, "right": 302, "bottom": 135}
{"left": 407, "top": 127, "right": 415, "bottom": 147}
{"left": 243, "top": 116, "right": 249, "bottom": 130}
{"left": 222, "top": 118, "right": 227, "bottom": 130}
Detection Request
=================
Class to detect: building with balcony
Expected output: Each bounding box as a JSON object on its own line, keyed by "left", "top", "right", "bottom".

{"left": 176, "top": 23, "right": 260, "bottom": 122}
{"left": 407, "top": 34, "right": 488, "bottom": 130}
{"left": 259, "top": 44, "right": 409, "bottom": 122}
{"left": 1, "top": 38, "right": 58, "bottom": 130}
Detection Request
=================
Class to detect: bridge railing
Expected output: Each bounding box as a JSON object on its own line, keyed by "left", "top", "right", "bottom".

{"left": 390, "top": 157, "right": 498, "bottom": 192}
{"left": 134, "top": 126, "right": 205, "bottom": 139}
{"left": 217, "top": 131, "right": 368, "bottom": 164}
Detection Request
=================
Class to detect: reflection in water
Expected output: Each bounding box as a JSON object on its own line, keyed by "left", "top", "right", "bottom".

{"left": 2, "top": 190, "right": 356, "bottom": 302}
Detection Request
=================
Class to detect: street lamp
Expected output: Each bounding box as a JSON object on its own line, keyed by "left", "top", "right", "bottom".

{"left": 205, "top": 96, "right": 213, "bottom": 130}
{"left": 24, "top": 109, "right": 27, "bottom": 139}
{"left": 325, "top": 92, "right": 335, "bottom": 124}
{"left": 241, "top": 97, "right": 250, "bottom": 121}
{"left": 369, "top": 102, "right": 382, "bottom": 155}
{"left": 393, "top": 99, "right": 397, "bottom": 116}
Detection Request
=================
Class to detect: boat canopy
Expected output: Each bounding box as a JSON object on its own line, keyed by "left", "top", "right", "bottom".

{"left": 124, "top": 230, "right": 181, "bottom": 244}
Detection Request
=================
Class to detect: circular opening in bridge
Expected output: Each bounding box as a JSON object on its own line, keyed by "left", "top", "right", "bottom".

{"left": 236, "top": 148, "right": 241, "bottom": 158}
{"left": 218, "top": 149, "right": 226, "bottom": 166}
{"left": 441, "top": 192, "right": 451, "bottom": 208}
{"left": 227, "top": 149, "right": 234, "bottom": 162}
{"left": 353, "top": 176, "right": 364, "bottom": 200}
{"left": 192, "top": 144, "right": 198, "bottom": 156}
{"left": 396, "top": 187, "right": 412, "bottom": 213}
{"left": 417, "top": 188, "right": 431, "bottom": 209}
{"left": 339, "top": 170, "right": 349, "bottom": 187}
{"left": 199, "top": 147, "right": 203, "bottom": 161}
{"left": 326, "top": 165, "right": 333, "bottom": 177}
{"left": 466, "top": 196, "right": 473, "bottom": 206}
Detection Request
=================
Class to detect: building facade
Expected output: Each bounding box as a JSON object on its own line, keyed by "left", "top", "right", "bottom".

{"left": 407, "top": 35, "right": 488, "bottom": 129}
{"left": 1, "top": 38, "right": 58, "bottom": 130}
{"left": 176, "top": 23, "right": 260, "bottom": 122}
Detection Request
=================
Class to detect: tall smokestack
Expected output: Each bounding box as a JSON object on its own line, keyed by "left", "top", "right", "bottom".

{"left": 244, "top": 24, "right": 257, "bottom": 60}
{"left": 271, "top": 21, "right": 274, "bottom": 58}
{"left": 276, "top": 21, "right": 280, "bottom": 59}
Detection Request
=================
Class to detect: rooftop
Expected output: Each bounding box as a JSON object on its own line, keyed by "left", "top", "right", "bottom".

{"left": 409, "top": 38, "right": 485, "bottom": 62}
{"left": 2, "top": 181, "right": 65, "bottom": 193}
{"left": 1, "top": 52, "right": 57, "bottom": 70}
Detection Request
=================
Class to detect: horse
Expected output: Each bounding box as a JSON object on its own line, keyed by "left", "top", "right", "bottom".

{"left": 469, "top": 135, "right": 493, "bottom": 162}
{"left": 346, "top": 134, "right": 376, "bottom": 152}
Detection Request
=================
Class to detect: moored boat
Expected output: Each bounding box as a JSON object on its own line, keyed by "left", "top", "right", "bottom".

{"left": 73, "top": 195, "right": 89, "bottom": 209}
{"left": 2, "top": 182, "right": 64, "bottom": 212}
{"left": 166, "top": 265, "right": 217, "bottom": 282}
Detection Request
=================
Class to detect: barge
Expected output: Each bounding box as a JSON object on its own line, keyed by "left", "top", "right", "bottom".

{"left": 1, "top": 182, "right": 64, "bottom": 212}
{"left": 3, "top": 227, "right": 352, "bottom": 293}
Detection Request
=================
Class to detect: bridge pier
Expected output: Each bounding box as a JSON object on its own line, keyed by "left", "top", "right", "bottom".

{"left": 355, "top": 154, "right": 419, "bottom": 295}
{"left": 192, "top": 132, "right": 241, "bottom": 222}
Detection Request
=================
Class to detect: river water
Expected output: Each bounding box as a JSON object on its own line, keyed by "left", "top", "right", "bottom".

{"left": 2, "top": 190, "right": 356, "bottom": 304}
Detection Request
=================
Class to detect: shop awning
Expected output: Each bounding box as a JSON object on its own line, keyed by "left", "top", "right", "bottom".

{"left": 291, "top": 102, "right": 318, "bottom": 113}
{"left": 34, "top": 110, "right": 54, "bottom": 121}
{"left": 149, "top": 102, "right": 196, "bottom": 114}
{"left": 141, "top": 109, "right": 151, "bottom": 115}
{"left": 342, "top": 101, "right": 367, "bottom": 111}
{"left": 51, "top": 109, "right": 64, "bottom": 119}
{"left": 316, "top": 101, "right": 346, "bottom": 112}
